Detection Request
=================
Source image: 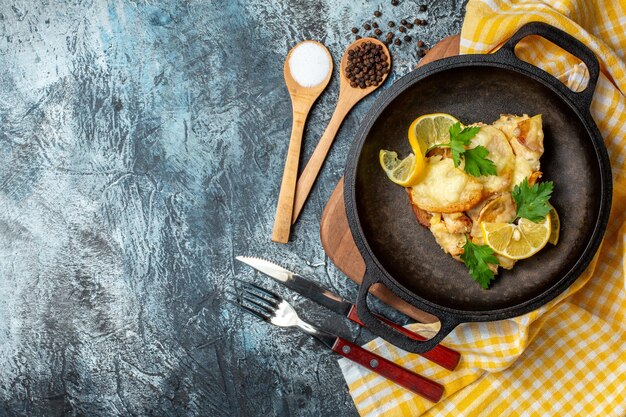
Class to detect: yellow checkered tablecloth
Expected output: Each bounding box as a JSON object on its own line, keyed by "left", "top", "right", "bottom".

{"left": 338, "top": 1, "right": 626, "bottom": 415}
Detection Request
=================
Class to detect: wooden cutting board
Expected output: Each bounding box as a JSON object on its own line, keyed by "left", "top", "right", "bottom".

{"left": 320, "top": 35, "right": 460, "bottom": 324}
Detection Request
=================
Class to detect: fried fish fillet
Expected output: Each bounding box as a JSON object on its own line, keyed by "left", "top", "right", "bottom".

{"left": 493, "top": 114, "right": 544, "bottom": 172}
{"left": 406, "top": 114, "right": 545, "bottom": 273}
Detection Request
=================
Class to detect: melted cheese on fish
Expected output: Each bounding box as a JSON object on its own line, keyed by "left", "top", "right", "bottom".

{"left": 468, "top": 124, "right": 515, "bottom": 194}
{"left": 410, "top": 156, "right": 483, "bottom": 213}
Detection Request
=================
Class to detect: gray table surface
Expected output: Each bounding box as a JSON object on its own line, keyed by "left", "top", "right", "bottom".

{"left": 0, "top": 1, "right": 465, "bottom": 415}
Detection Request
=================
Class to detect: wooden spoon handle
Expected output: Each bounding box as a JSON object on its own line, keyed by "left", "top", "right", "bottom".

{"left": 272, "top": 107, "right": 309, "bottom": 243}
{"left": 292, "top": 102, "right": 352, "bottom": 223}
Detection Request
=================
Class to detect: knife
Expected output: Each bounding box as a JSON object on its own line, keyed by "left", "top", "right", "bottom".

{"left": 236, "top": 255, "right": 460, "bottom": 371}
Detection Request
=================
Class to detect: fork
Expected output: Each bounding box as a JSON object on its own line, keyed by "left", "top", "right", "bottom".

{"left": 235, "top": 282, "right": 444, "bottom": 403}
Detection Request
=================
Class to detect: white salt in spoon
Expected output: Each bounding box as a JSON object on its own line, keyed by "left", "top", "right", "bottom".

{"left": 272, "top": 40, "right": 332, "bottom": 244}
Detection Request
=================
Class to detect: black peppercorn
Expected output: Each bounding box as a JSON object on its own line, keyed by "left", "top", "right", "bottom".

{"left": 417, "top": 40, "right": 425, "bottom": 47}
{"left": 399, "top": 26, "right": 406, "bottom": 33}
{"left": 363, "top": 23, "right": 371, "bottom": 30}
{"left": 394, "top": 38, "right": 401, "bottom": 46}
{"left": 351, "top": 27, "right": 358, "bottom": 34}
{"left": 404, "top": 35, "right": 412, "bottom": 42}
{"left": 372, "top": 22, "right": 379, "bottom": 28}
{"left": 374, "top": 10, "right": 382, "bottom": 17}
{"left": 386, "top": 32, "right": 394, "bottom": 39}
{"left": 344, "top": 41, "right": 389, "bottom": 89}
{"left": 405, "top": 22, "right": 413, "bottom": 29}
{"left": 356, "top": 35, "right": 362, "bottom": 39}
{"left": 374, "top": 28, "right": 382, "bottom": 36}
{"left": 419, "top": 4, "right": 427, "bottom": 11}
{"left": 391, "top": 0, "right": 399, "bottom": 5}
{"left": 388, "top": 21, "right": 395, "bottom": 27}
{"left": 420, "top": 19, "right": 428, "bottom": 25}
{"left": 400, "top": 19, "right": 407, "bottom": 25}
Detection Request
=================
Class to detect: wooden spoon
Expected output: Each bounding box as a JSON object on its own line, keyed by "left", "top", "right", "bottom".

{"left": 272, "top": 41, "right": 333, "bottom": 243}
{"left": 291, "top": 38, "right": 391, "bottom": 224}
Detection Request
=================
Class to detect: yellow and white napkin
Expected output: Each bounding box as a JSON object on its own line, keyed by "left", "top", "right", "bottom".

{"left": 339, "top": 1, "right": 626, "bottom": 415}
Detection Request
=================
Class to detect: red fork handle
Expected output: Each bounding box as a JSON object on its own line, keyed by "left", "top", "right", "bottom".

{"left": 347, "top": 305, "right": 460, "bottom": 371}
{"left": 332, "top": 338, "right": 444, "bottom": 402}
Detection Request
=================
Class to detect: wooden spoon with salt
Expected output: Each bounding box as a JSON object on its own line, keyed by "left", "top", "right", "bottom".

{"left": 291, "top": 38, "right": 391, "bottom": 224}
{"left": 272, "top": 41, "right": 332, "bottom": 244}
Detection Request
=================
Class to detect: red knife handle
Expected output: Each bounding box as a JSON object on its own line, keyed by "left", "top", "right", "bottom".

{"left": 347, "top": 305, "right": 460, "bottom": 371}
{"left": 332, "top": 338, "right": 444, "bottom": 402}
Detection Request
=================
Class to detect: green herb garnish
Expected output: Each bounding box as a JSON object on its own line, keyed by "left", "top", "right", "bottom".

{"left": 449, "top": 122, "right": 479, "bottom": 166}
{"left": 461, "top": 236, "right": 500, "bottom": 289}
{"left": 463, "top": 146, "right": 498, "bottom": 177}
{"left": 445, "top": 122, "right": 497, "bottom": 177}
{"left": 512, "top": 178, "right": 554, "bottom": 223}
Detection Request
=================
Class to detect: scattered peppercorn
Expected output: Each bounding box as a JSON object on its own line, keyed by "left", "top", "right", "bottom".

{"left": 356, "top": 35, "right": 362, "bottom": 39}
{"left": 351, "top": 27, "right": 359, "bottom": 34}
{"left": 374, "top": 28, "right": 383, "bottom": 36}
{"left": 344, "top": 41, "right": 389, "bottom": 89}
{"left": 363, "top": 23, "right": 371, "bottom": 30}
{"left": 419, "top": 4, "right": 427, "bottom": 11}
{"left": 404, "top": 35, "right": 412, "bottom": 42}
{"left": 374, "top": 10, "right": 382, "bottom": 17}
{"left": 418, "top": 40, "right": 425, "bottom": 47}
{"left": 400, "top": 19, "right": 408, "bottom": 25}
{"left": 414, "top": 18, "right": 420, "bottom": 25}
{"left": 394, "top": 38, "right": 401, "bottom": 46}
{"left": 386, "top": 32, "right": 394, "bottom": 40}
{"left": 391, "top": 0, "right": 399, "bottom": 5}
{"left": 399, "top": 26, "right": 406, "bottom": 33}
{"left": 420, "top": 19, "right": 428, "bottom": 25}
{"left": 405, "top": 22, "right": 414, "bottom": 29}
{"left": 418, "top": 48, "right": 426, "bottom": 57}
{"left": 388, "top": 21, "right": 395, "bottom": 27}
{"left": 372, "top": 22, "right": 379, "bottom": 28}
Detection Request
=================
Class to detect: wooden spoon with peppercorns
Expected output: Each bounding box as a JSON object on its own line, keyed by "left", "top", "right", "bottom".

{"left": 291, "top": 38, "right": 391, "bottom": 224}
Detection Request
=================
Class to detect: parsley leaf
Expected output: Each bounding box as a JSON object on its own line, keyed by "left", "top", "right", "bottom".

{"left": 448, "top": 122, "right": 479, "bottom": 167}
{"left": 512, "top": 178, "right": 554, "bottom": 222}
{"left": 447, "top": 123, "right": 497, "bottom": 177}
{"left": 463, "top": 146, "right": 498, "bottom": 177}
{"left": 461, "top": 236, "right": 500, "bottom": 289}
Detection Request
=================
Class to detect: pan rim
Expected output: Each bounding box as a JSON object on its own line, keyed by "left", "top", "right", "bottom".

{"left": 344, "top": 53, "right": 612, "bottom": 322}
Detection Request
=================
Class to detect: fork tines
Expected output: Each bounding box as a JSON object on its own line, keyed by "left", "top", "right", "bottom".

{"left": 234, "top": 281, "right": 281, "bottom": 321}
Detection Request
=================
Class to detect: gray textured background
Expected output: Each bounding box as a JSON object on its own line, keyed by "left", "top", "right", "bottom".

{"left": 0, "top": 1, "right": 465, "bottom": 415}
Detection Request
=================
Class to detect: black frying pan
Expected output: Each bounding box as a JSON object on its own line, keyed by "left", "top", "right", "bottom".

{"left": 344, "top": 22, "right": 612, "bottom": 354}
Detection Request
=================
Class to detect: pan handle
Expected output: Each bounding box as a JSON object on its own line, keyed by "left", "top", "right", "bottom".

{"left": 355, "top": 270, "right": 460, "bottom": 354}
{"left": 496, "top": 21, "right": 600, "bottom": 112}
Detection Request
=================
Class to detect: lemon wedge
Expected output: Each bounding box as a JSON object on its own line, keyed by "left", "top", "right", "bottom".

{"left": 379, "top": 150, "right": 425, "bottom": 187}
{"left": 408, "top": 113, "right": 459, "bottom": 155}
{"left": 481, "top": 215, "right": 551, "bottom": 260}
{"left": 548, "top": 204, "right": 560, "bottom": 245}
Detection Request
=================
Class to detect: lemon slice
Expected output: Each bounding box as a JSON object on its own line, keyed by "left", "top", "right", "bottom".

{"left": 481, "top": 216, "right": 551, "bottom": 260}
{"left": 548, "top": 205, "right": 560, "bottom": 245}
{"left": 379, "top": 150, "right": 425, "bottom": 187}
{"left": 408, "top": 113, "right": 460, "bottom": 155}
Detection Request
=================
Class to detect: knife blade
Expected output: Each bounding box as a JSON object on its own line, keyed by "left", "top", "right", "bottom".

{"left": 236, "top": 255, "right": 460, "bottom": 371}
{"left": 236, "top": 256, "right": 353, "bottom": 315}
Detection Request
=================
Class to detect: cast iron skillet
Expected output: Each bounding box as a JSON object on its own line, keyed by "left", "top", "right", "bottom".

{"left": 344, "top": 22, "right": 612, "bottom": 354}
